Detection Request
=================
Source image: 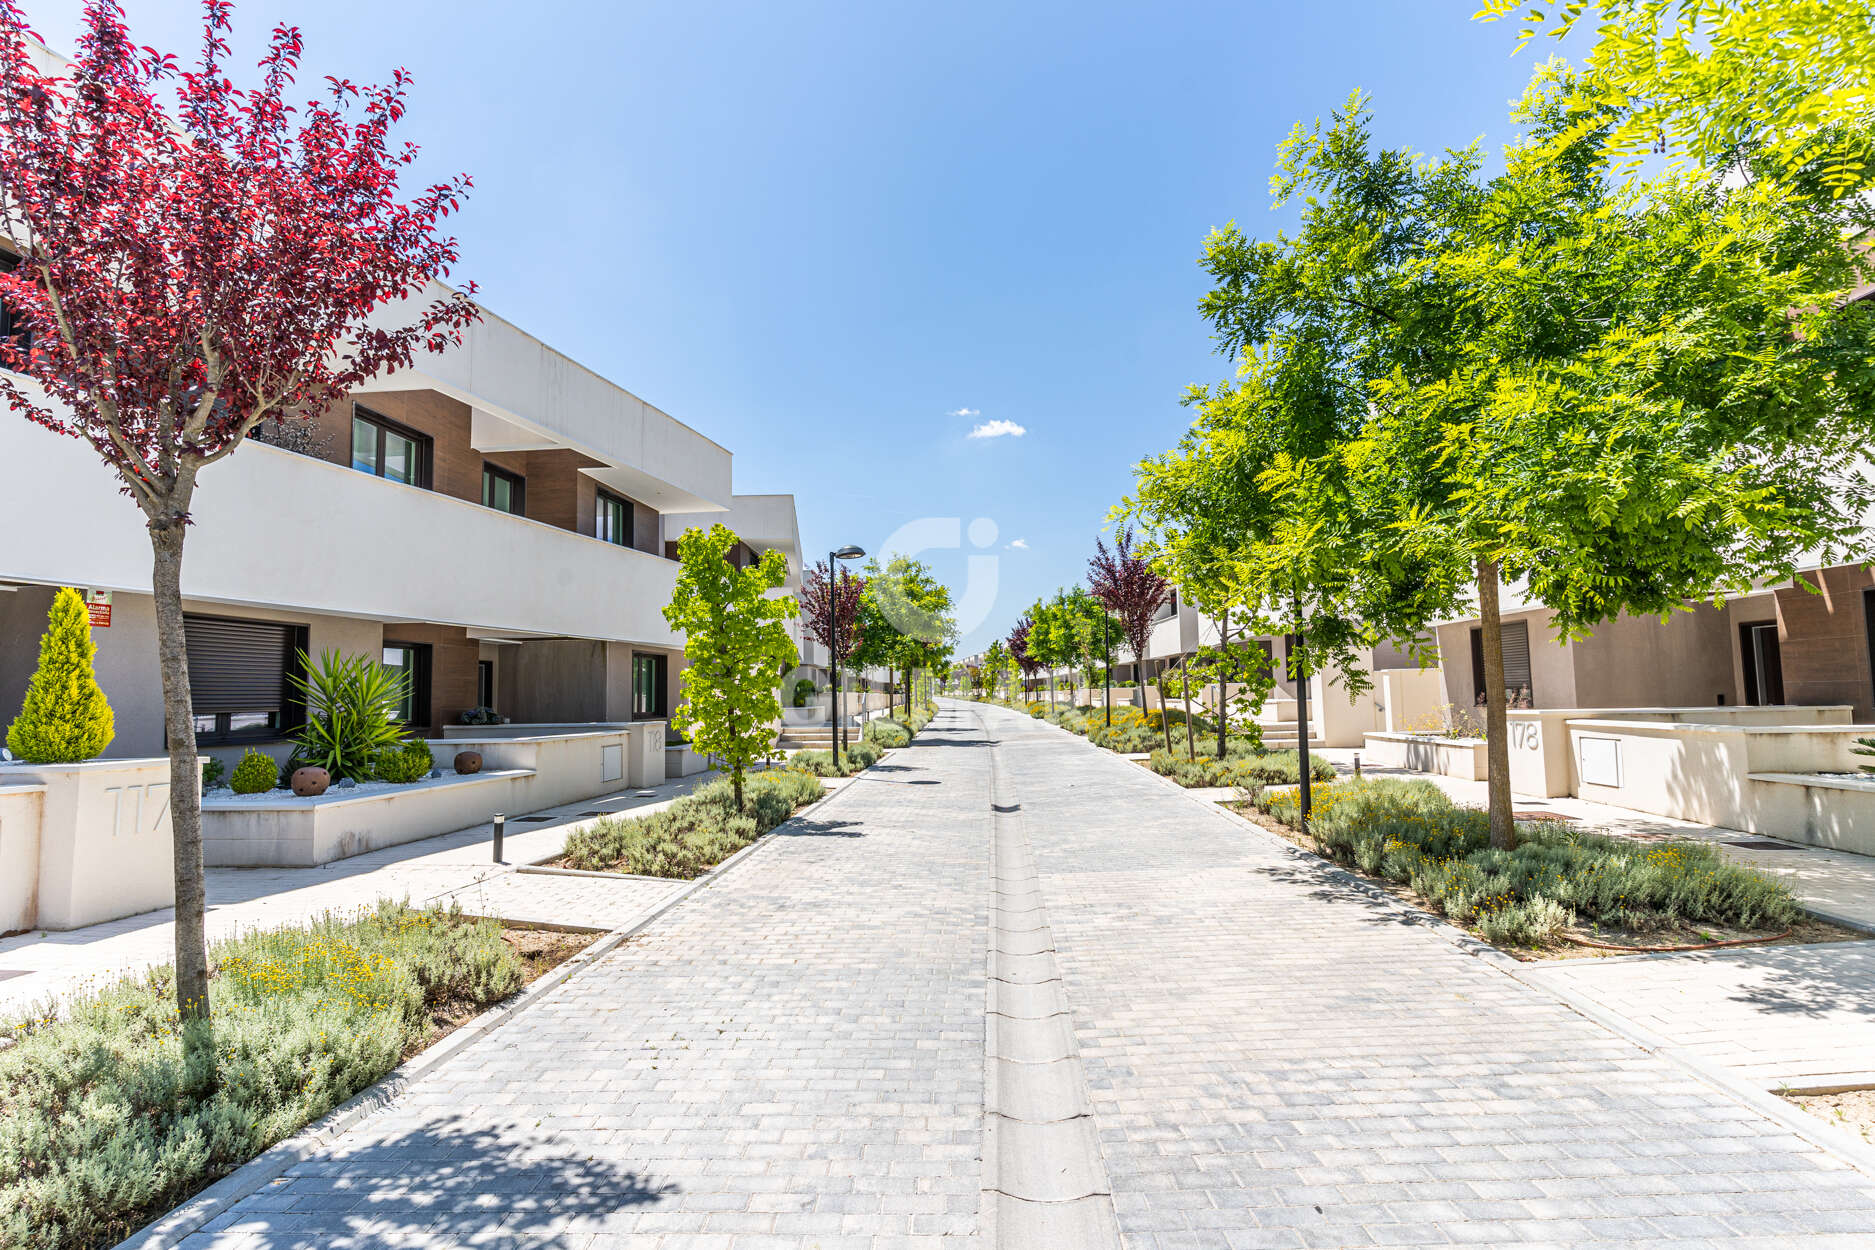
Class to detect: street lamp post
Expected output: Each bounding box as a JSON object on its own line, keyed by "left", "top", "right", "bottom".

{"left": 1103, "top": 612, "right": 1112, "bottom": 727}
{"left": 828, "top": 544, "right": 865, "bottom": 770}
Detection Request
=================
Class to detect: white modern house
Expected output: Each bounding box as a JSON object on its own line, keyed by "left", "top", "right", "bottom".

{"left": 0, "top": 283, "right": 808, "bottom": 925}
{"left": 0, "top": 288, "right": 805, "bottom": 766}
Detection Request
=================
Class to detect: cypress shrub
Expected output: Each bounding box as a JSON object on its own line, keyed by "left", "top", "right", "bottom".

{"left": 6, "top": 587, "right": 114, "bottom": 763}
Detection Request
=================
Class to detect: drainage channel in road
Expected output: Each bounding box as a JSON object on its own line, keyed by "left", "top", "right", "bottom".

{"left": 981, "top": 729, "right": 1121, "bottom": 1249}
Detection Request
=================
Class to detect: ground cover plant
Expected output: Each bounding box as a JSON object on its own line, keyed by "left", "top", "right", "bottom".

{"left": 1148, "top": 745, "right": 1334, "bottom": 789}
{"left": 788, "top": 740, "right": 881, "bottom": 777}
{"left": 1255, "top": 778, "right": 1800, "bottom": 947}
{"left": 560, "top": 767, "right": 825, "bottom": 875}
{"left": 0, "top": 902, "right": 533, "bottom": 1250}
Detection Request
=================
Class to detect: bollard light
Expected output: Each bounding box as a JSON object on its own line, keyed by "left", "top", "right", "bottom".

{"left": 1353, "top": 753, "right": 1361, "bottom": 781}
{"left": 492, "top": 812, "right": 505, "bottom": 863}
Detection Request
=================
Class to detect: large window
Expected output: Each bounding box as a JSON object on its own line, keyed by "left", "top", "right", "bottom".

{"left": 351, "top": 407, "right": 430, "bottom": 487}
{"left": 1469, "top": 620, "right": 1534, "bottom": 706}
{"left": 596, "top": 490, "right": 633, "bottom": 547}
{"left": 381, "top": 642, "right": 433, "bottom": 726}
{"left": 184, "top": 614, "right": 306, "bottom": 744}
{"left": 482, "top": 463, "right": 525, "bottom": 515}
{"left": 632, "top": 653, "right": 667, "bottom": 718}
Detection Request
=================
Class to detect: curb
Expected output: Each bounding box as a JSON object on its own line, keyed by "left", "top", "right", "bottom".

{"left": 970, "top": 700, "right": 1875, "bottom": 1182}
{"left": 116, "top": 768, "right": 865, "bottom": 1250}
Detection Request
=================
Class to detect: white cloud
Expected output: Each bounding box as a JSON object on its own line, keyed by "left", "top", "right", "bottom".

{"left": 967, "top": 418, "right": 1027, "bottom": 440}
{"left": 1007, "top": 538, "right": 1029, "bottom": 550}
{"left": 948, "top": 407, "right": 980, "bottom": 418}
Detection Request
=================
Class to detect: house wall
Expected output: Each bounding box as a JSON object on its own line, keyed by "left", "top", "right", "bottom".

{"left": 1773, "top": 565, "right": 1875, "bottom": 718}
{"left": 505, "top": 639, "right": 608, "bottom": 724}
{"left": 1572, "top": 601, "right": 1737, "bottom": 709}
{"left": 1434, "top": 609, "right": 1581, "bottom": 711}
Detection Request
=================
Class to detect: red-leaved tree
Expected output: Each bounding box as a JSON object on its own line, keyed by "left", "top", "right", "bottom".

{"left": 0, "top": 0, "right": 478, "bottom": 1032}
{"left": 799, "top": 560, "right": 866, "bottom": 667}
{"left": 1007, "top": 615, "right": 1039, "bottom": 702}
{"left": 1089, "top": 527, "right": 1173, "bottom": 747}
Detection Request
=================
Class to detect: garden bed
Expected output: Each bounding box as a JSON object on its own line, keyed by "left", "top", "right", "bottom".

{"left": 1784, "top": 1088, "right": 1875, "bottom": 1148}
{"left": 1232, "top": 778, "right": 1855, "bottom": 959}
{"left": 551, "top": 767, "right": 827, "bottom": 877}
{"left": 0, "top": 902, "right": 594, "bottom": 1250}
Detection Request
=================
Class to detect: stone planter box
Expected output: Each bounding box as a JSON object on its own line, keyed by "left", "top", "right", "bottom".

{"left": 666, "top": 743, "right": 709, "bottom": 777}
{"left": 203, "top": 769, "right": 530, "bottom": 867}
{"left": 0, "top": 757, "right": 176, "bottom": 930}
{"left": 437, "top": 726, "right": 661, "bottom": 807}
{"left": 1362, "top": 731, "right": 1488, "bottom": 781}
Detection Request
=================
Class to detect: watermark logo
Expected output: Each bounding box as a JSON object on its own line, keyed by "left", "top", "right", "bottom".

{"left": 874, "top": 515, "right": 1002, "bottom": 637}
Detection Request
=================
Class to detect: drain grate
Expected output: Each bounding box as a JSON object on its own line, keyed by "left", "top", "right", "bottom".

{"left": 513, "top": 815, "right": 554, "bottom": 824}
{"left": 1727, "top": 839, "right": 1808, "bottom": 851}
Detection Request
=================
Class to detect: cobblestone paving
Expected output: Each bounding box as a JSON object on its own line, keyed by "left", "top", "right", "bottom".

{"left": 183, "top": 705, "right": 1875, "bottom": 1249}
{"left": 975, "top": 702, "right": 1875, "bottom": 1250}
{"left": 433, "top": 871, "right": 684, "bottom": 931}
{"left": 190, "top": 720, "right": 990, "bottom": 1250}
{"left": 1519, "top": 941, "right": 1875, "bottom": 1091}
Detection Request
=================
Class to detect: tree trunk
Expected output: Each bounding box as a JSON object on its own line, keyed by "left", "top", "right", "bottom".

{"left": 1293, "top": 631, "right": 1314, "bottom": 830}
{"left": 1476, "top": 558, "right": 1516, "bottom": 849}
{"left": 1216, "top": 612, "right": 1230, "bottom": 761}
{"left": 149, "top": 514, "right": 211, "bottom": 1036}
{"left": 1158, "top": 662, "right": 1173, "bottom": 754}
{"left": 1182, "top": 665, "right": 1196, "bottom": 761}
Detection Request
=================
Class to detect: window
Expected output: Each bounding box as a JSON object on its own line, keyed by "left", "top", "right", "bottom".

{"left": 477, "top": 659, "right": 496, "bottom": 711}
{"left": 632, "top": 653, "right": 667, "bottom": 718}
{"left": 1741, "top": 620, "right": 1784, "bottom": 705}
{"left": 184, "top": 614, "right": 306, "bottom": 744}
{"left": 351, "top": 407, "right": 430, "bottom": 487}
{"left": 596, "top": 490, "right": 633, "bottom": 546}
{"left": 1469, "top": 620, "right": 1534, "bottom": 706}
{"left": 481, "top": 463, "right": 525, "bottom": 515}
{"left": 381, "top": 642, "right": 433, "bottom": 726}
{"left": 0, "top": 250, "right": 31, "bottom": 360}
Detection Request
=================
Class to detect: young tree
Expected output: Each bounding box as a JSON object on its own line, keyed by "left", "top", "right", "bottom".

{"left": 7, "top": 587, "right": 115, "bottom": 763}
{"left": 983, "top": 639, "right": 1014, "bottom": 704}
{"left": 855, "top": 555, "right": 957, "bottom": 719}
{"left": 1007, "top": 615, "right": 1041, "bottom": 702}
{"left": 665, "top": 524, "right": 799, "bottom": 814}
{"left": 0, "top": 0, "right": 477, "bottom": 1027}
{"left": 1086, "top": 527, "right": 1174, "bottom": 749}
{"left": 799, "top": 558, "right": 866, "bottom": 747}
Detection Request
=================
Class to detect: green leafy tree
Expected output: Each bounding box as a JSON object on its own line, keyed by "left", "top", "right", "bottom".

{"left": 664, "top": 524, "right": 800, "bottom": 813}
{"left": 983, "top": 639, "right": 1015, "bottom": 703}
{"left": 1482, "top": 0, "right": 1875, "bottom": 197}
{"left": 854, "top": 555, "right": 958, "bottom": 718}
{"left": 7, "top": 587, "right": 114, "bottom": 763}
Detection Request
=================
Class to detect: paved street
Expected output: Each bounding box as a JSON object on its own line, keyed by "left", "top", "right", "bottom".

{"left": 179, "top": 703, "right": 1875, "bottom": 1249}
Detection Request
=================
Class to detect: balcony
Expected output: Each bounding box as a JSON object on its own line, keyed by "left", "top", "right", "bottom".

{"left": 0, "top": 418, "right": 683, "bottom": 647}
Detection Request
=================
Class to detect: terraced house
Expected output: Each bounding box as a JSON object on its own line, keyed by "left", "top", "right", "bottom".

{"left": 0, "top": 286, "right": 805, "bottom": 769}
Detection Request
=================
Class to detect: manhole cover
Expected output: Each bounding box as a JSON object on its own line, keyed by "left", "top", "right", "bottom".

{"left": 1727, "top": 839, "right": 1808, "bottom": 851}
{"left": 513, "top": 816, "right": 554, "bottom": 824}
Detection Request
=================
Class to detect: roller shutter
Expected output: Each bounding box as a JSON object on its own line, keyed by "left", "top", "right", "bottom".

{"left": 184, "top": 615, "right": 293, "bottom": 714}
{"left": 1501, "top": 620, "right": 1533, "bottom": 700}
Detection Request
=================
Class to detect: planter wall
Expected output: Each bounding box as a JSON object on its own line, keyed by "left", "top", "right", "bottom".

{"left": 203, "top": 769, "right": 528, "bottom": 867}
{"left": 1361, "top": 732, "right": 1489, "bottom": 781}
{"left": 666, "top": 743, "right": 709, "bottom": 777}
{"left": 0, "top": 757, "right": 176, "bottom": 930}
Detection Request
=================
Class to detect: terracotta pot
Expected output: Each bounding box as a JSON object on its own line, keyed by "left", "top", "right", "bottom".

{"left": 290, "top": 765, "right": 330, "bottom": 797}
{"left": 453, "top": 750, "right": 483, "bottom": 775}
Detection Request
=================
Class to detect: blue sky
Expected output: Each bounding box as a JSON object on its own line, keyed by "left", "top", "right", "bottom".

{"left": 32, "top": 1, "right": 1566, "bottom": 655}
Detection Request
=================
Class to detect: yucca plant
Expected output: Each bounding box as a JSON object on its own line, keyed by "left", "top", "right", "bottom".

{"left": 288, "top": 648, "right": 410, "bottom": 782}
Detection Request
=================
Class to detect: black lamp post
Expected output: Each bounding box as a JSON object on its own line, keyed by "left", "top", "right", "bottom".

{"left": 1102, "top": 611, "right": 1113, "bottom": 727}
{"left": 828, "top": 544, "right": 865, "bottom": 770}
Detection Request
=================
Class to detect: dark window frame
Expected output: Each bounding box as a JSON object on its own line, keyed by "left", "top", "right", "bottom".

{"left": 477, "top": 658, "right": 495, "bottom": 711}
{"left": 183, "top": 615, "right": 308, "bottom": 746}
{"left": 381, "top": 640, "right": 434, "bottom": 729}
{"left": 1740, "top": 619, "right": 1784, "bottom": 705}
{"left": 596, "top": 488, "right": 634, "bottom": 547}
{"left": 632, "top": 652, "right": 668, "bottom": 718}
{"left": 351, "top": 404, "right": 432, "bottom": 488}
{"left": 481, "top": 462, "right": 526, "bottom": 516}
{"left": 0, "top": 249, "right": 32, "bottom": 361}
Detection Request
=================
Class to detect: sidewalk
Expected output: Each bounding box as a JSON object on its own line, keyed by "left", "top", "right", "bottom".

{"left": 0, "top": 768, "right": 723, "bottom": 1018}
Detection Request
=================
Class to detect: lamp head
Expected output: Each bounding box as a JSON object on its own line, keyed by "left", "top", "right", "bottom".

{"left": 832, "top": 545, "right": 865, "bottom": 560}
